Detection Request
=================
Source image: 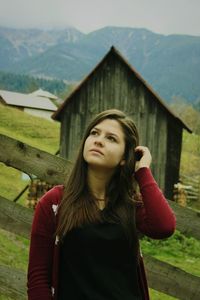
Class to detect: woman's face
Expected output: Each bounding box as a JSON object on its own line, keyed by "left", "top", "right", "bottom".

{"left": 83, "top": 119, "right": 126, "bottom": 171}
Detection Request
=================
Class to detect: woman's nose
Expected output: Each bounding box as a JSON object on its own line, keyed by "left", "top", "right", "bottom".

{"left": 94, "top": 136, "right": 104, "bottom": 146}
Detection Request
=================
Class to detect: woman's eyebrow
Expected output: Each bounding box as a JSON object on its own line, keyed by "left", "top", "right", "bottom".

{"left": 93, "top": 127, "right": 120, "bottom": 139}
{"left": 92, "top": 127, "right": 100, "bottom": 131}
{"left": 106, "top": 132, "right": 119, "bottom": 138}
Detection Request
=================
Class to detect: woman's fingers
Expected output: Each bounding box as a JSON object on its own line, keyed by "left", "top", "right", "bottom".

{"left": 135, "top": 146, "right": 152, "bottom": 171}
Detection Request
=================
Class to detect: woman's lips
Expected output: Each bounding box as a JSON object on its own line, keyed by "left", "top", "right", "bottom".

{"left": 89, "top": 149, "right": 104, "bottom": 155}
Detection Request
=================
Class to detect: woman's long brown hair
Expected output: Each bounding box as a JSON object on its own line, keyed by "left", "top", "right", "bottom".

{"left": 56, "top": 109, "right": 140, "bottom": 245}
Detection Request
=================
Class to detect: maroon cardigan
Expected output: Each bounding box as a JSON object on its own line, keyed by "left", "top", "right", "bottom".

{"left": 27, "top": 167, "right": 176, "bottom": 300}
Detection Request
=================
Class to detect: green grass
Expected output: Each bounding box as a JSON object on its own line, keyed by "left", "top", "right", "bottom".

{"left": 0, "top": 296, "right": 13, "bottom": 300}
{"left": 180, "top": 131, "right": 200, "bottom": 176}
{"left": 141, "top": 231, "right": 200, "bottom": 277}
{"left": 149, "top": 290, "right": 177, "bottom": 300}
{"left": 0, "top": 104, "right": 200, "bottom": 299}
{"left": 142, "top": 230, "right": 200, "bottom": 300}
{"left": 180, "top": 130, "right": 200, "bottom": 210}
{"left": 0, "top": 104, "right": 60, "bottom": 153}
{"left": 0, "top": 229, "right": 29, "bottom": 271}
{"left": 0, "top": 104, "right": 60, "bottom": 202}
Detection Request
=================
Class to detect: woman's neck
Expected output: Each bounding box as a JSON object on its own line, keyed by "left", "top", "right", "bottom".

{"left": 87, "top": 166, "right": 113, "bottom": 199}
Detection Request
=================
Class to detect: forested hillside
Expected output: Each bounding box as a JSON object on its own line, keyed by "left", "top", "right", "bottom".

{"left": 0, "top": 70, "right": 68, "bottom": 97}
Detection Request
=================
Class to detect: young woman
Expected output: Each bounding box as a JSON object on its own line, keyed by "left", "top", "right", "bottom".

{"left": 27, "top": 109, "right": 176, "bottom": 300}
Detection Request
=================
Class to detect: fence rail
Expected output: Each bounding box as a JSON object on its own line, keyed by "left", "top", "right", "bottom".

{"left": 1, "top": 253, "right": 200, "bottom": 300}
{"left": 0, "top": 134, "right": 73, "bottom": 185}
{"left": 180, "top": 174, "right": 200, "bottom": 202}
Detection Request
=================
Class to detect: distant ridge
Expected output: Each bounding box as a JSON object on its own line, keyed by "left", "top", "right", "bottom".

{"left": 0, "top": 26, "right": 200, "bottom": 104}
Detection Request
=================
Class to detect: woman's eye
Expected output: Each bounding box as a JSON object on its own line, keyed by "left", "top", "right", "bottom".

{"left": 107, "top": 136, "right": 116, "bottom": 142}
{"left": 90, "top": 130, "right": 98, "bottom": 135}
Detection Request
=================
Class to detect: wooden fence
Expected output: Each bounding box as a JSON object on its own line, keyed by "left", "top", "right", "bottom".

{"left": 0, "top": 133, "right": 200, "bottom": 300}
{"left": 180, "top": 174, "right": 200, "bottom": 202}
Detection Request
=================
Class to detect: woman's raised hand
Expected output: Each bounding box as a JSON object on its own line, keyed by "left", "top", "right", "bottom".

{"left": 134, "top": 146, "right": 152, "bottom": 172}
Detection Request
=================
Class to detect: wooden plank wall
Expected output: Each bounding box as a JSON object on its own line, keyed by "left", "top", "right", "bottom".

{"left": 59, "top": 54, "right": 179, "bottom": 195}
{"left": 165, "top": 117, "right": 183, "bottom": 199}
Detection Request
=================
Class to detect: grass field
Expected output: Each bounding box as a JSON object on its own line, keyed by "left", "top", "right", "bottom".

{"left": 0, "top": 104, "right": 60, "bottom": 204}
{"left": 0, "top": 104, "right": 200, "bottom": 299}
{"left": 180, "top": 130, "right": 200, "bottom": 176}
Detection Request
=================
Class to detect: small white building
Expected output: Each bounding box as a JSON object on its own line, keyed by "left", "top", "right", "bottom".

{"left": 29, "top": 88, "right": 58, "bottom": 100}
{"left": 0, "top": 89, "right": 58, "bottom": 120}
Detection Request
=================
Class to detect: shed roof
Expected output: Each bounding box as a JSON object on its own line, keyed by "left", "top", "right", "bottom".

{"left": 0, "top": 89, "right": 57, "bottom": 111}
{"left": 30, "top": 89, "right": 58, "bottom": 100}
{"left": 52, "top": 46, "right": 191, "bottom": 132}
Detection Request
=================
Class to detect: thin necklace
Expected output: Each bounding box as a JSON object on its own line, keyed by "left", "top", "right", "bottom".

{"left": 93, "top": 195, "right": 106, "bottom": 201}
{"left": 92, "top": 194, "right": 106, "bottom": 201}
{"left": 88, "top": 189, "right": 106, "bottom": 201}
{"left": 96, "top": 198, "right": 106, "bottom": 201}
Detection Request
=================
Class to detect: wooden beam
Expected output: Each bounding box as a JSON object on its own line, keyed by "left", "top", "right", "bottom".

{"left": 0, "top": 134, "right": 200, "bottom": 240}
{"left": 1, "top": 194, "right": 200, "bottom": 241}
{"left": 169, "top": 200, "right": 200, "bottom": 240}
{"left": 1, "top": 256, "right": 200, "bottom": 300}
{"left": 0, "top": 195, "right": 33, "bottom": 239}
{"left": 145, "top": 255, "right": 200, "bottom": 300}
{"left": 0, "top": 265, "right": 26, "bottom": 300}
{"left": 0, "top": 133, "right": 73, "bottom": 185}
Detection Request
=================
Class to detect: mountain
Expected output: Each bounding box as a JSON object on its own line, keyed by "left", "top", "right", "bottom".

{"left": 0, "top": 26, "right": 200, "bottom": 104}
{"left": 0, "top": 26, "right": 83, "bottom": 69}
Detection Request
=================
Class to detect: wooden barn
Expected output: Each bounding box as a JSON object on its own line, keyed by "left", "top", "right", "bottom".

{"left": 52, "top": 46, "right": 191, "bottom": 199}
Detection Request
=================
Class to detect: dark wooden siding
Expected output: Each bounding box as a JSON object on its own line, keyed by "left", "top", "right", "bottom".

{"left": 165, "top": 117, "right": 183, "bottom": 199}
{"left": 59, "top": 52, "right": 180, "bottom": 196}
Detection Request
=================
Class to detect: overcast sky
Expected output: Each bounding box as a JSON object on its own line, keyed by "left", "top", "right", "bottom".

{"left": 0, "top": 0, "right": 200, "bottom": 36}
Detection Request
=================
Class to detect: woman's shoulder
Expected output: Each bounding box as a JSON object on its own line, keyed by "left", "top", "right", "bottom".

{"left": 38, "top": 185, "right": 64, "bottom": 209}
{"left": 31, "top": 186, "right": 64, "bottom": 234}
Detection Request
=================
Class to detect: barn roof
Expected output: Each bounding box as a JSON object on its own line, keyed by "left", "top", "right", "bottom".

{"left": 30, "top": 89, "right": 58, "bottom": 100}
{"left": 52, "top": 46, "right": 191, "bottom": 132}
{"left": 0, "top": 89, "right": 57, "bottom": 111}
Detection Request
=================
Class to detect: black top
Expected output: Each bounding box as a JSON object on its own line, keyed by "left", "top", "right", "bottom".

{"left": 58, "top": 218, "right": 142, "bottom": 300}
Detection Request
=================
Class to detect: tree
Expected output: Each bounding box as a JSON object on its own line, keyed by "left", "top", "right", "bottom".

{"left": 170, "top": 96, "right": 200, "bottom": 134}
